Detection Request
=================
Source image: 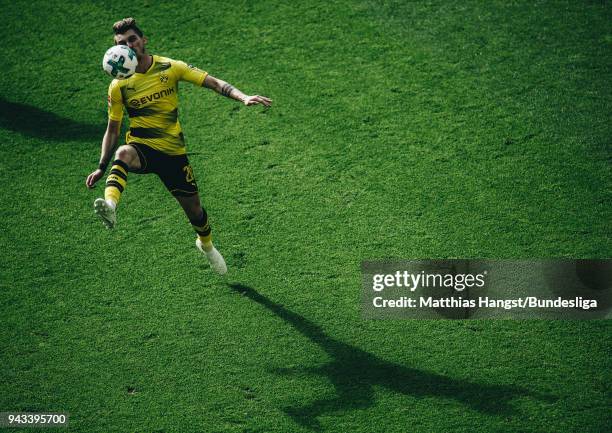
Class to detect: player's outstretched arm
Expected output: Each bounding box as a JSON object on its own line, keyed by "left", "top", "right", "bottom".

{"left": 86, "top": 119, "right": 121, "bottom": 189}
{"left": 203, "top": 75, "right": 272, "bottom": 107}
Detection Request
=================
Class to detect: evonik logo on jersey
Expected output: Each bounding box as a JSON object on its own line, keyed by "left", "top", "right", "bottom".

{"left": 129, "top": 87, "right": 175, "bottom": 108}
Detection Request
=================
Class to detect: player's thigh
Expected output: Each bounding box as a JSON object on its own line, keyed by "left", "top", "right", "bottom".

{"left": 157, "top": 154, "right": 201, "bottom": 214}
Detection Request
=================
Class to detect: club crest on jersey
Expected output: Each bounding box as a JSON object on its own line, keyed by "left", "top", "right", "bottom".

{"left": 160, "top": 73, "right": 169, "bottom": 83}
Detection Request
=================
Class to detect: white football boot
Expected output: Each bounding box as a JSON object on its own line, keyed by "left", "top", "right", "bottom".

{"left": 94, "top": 198, "right": 117, "bottom": 229}
{"left": 196, "top": 239, "right": 228, "bottom": 275}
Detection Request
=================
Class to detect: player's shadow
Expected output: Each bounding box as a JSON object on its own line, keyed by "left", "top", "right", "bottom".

{"left": 228, "top": 283, "right": 555, "bottom": 430}
{"left": 0, "top": 97, "right": 102, "bottom": 141}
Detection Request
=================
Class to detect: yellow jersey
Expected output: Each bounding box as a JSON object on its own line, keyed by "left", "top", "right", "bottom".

{"left": 107, "top": 55, "right": 208, "bottom": 155}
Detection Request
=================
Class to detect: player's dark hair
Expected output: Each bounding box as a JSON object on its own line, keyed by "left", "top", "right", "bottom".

{"left": 112, "top": 17, "right": 143, "bottom": 37}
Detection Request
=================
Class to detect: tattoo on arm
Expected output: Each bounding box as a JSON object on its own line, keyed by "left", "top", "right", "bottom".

{"left": 221, "top": 83, "right": 236, "bottom": 97}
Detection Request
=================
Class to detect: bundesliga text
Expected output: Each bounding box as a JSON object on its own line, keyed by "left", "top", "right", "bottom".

{"left": 362, "top": 260, "right": 611, "bottom": 319}
{"left": 372, "top": 296, "right": 598, "bottom": 310}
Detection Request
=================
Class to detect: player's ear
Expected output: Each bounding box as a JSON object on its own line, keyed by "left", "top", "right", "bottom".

{"left": 142, "top": 36, "right": 148, "bottom": 45}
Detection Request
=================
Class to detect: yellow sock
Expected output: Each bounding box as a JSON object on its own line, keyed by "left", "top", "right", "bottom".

{"left": 198, "top": 234, "right": 213, "bottom": 251}
{"left": 105, "top": 160, "right": 129, "bottom": 205}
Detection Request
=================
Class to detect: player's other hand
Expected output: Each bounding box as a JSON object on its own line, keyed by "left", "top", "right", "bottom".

{"left": 86, "top": 169, "right": 104, "bottom": 189}
{"left": 243, "top": 95, "right": 272, "bottom": 107}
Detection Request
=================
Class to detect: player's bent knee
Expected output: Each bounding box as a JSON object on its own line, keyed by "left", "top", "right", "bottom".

{"left": 115, "top": 145, "right": 138, "bottom": 167}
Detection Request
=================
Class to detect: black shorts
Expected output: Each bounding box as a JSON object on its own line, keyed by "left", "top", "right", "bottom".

{"left": 129, "top": 143, "right": 198, "bottom": 197}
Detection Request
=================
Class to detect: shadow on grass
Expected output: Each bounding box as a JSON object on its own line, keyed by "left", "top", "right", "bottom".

{"left": 229, "top": 283, "right": 555, "bottom": 430}
{"left": 0, "top": 98, "right": 102, "bottom": 141}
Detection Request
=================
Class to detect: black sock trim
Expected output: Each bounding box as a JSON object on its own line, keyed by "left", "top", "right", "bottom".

{"left": 190, "top": 208, "right": 211, "bottom": 236}
{"left": 112, "top": 159, "right": 129, "bottom": 172}
{"left": 109, "top": 168, "right": 127, "bottom": 181}
{"left": 106, "top": 180, "right": 124, "bottom": 192}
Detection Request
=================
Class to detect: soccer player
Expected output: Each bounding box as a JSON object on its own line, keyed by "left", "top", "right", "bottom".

{"left": 86, "top": 18, "right": 271, "bottom": 275}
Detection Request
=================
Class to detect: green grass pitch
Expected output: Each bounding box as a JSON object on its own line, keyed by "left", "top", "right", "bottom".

{"left": 1, "top": 1, "right": 610, "bottom": 432}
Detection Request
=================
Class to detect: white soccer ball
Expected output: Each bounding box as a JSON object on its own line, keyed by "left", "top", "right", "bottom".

{"left": 102, "top": 45, "right": 138, "bottom": 80}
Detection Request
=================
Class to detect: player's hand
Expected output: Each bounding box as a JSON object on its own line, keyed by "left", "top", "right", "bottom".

{"left": 86, "top": 169, "right": 104, "bottom": 189}
{"left": 243, "top": 95, "right": 272, "bottom": 107}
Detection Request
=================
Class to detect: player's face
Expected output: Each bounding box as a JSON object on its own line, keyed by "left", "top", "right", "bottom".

{"left": 114, "top": 30, "right": 147, "bottom": 57}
